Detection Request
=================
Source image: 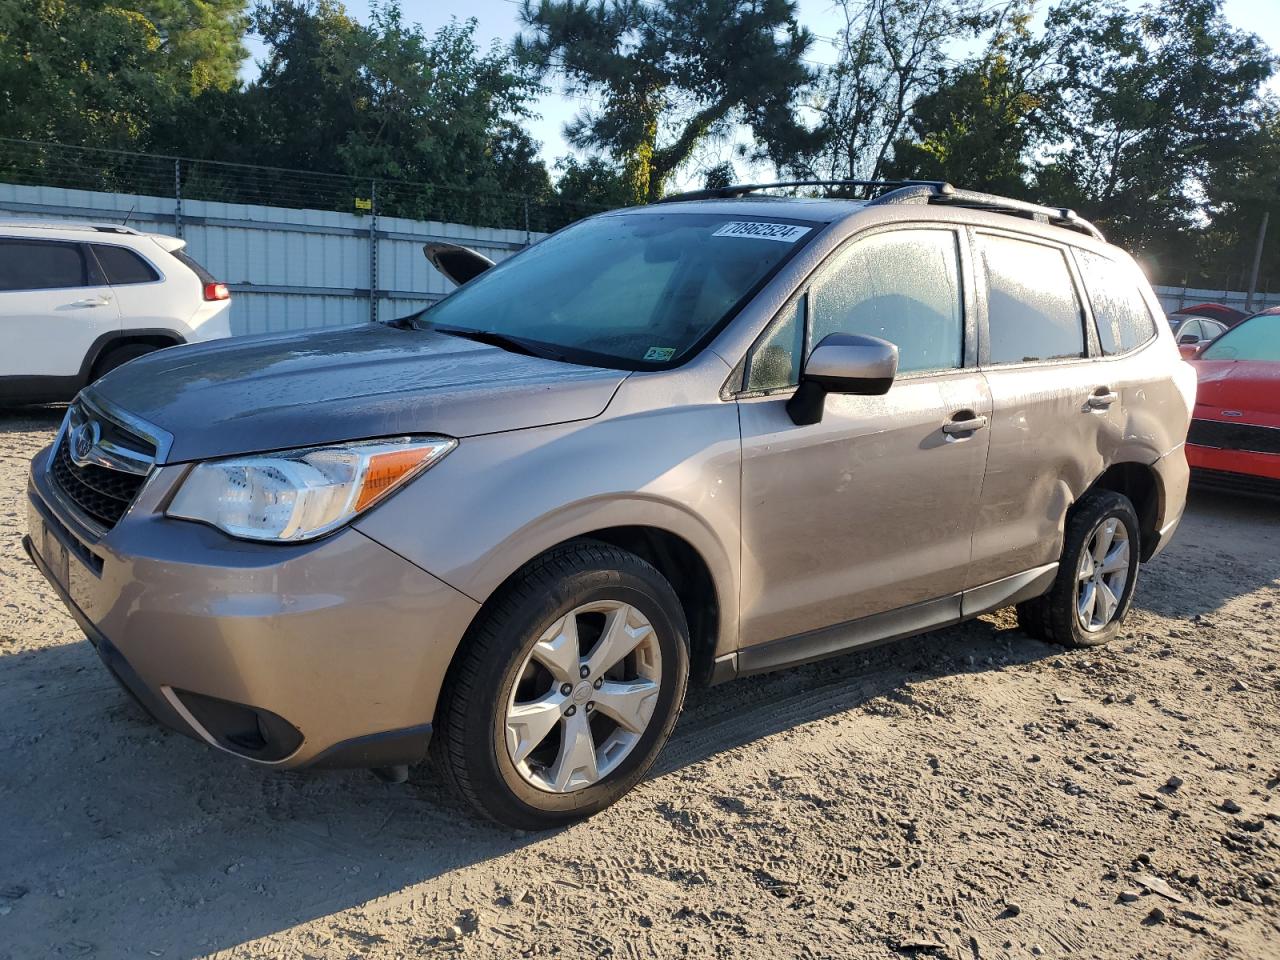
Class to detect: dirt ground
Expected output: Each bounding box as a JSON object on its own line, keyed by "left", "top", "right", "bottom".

{"left": 1, "top": 406, "right": 1277, "bottom": 960}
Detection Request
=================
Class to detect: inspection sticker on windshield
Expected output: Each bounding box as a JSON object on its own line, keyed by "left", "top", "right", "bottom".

{"left": 644, "top": 346, "right": 676, "bottom": 362}
{"left": 712, "top": 221, "right": 811, "bottom": 243}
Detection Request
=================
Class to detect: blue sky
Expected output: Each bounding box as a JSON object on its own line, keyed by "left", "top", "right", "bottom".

{"left": 243, "top": 0, "right": 1279, "bottom": 186}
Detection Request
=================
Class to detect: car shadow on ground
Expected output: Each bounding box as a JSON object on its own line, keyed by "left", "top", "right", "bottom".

{"left": 2, "top": 613, "right": 1047, "bottom": 958}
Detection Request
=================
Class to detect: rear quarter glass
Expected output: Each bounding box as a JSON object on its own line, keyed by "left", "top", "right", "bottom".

{"left": 169, "top": 249, "right": 218, "bottom": 284}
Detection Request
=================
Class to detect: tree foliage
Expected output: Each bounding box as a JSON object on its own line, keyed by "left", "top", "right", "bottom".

{"left": 516, "top": 0, "right": 815, "bottom": 203}
{"left": 0, "top": 0, "right": 1275, "bottom": 281}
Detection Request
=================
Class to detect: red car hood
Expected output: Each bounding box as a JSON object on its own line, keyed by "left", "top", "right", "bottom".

{"left": 1190, "top": 360, "right": 1280, "bottom": 419}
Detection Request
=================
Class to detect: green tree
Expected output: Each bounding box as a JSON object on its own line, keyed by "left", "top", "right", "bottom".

{"left": 0, "top": 0, "right": 175, "bottom": 148}
{"left": 887, "top": 7, "right": 1044, "bottom": 195}
{"left": 1196, "top": 107, "right": 1280, "bottom": 291}
{"left": 516, "top": 0, "right": 815, "bottom": 203}
{"left": 135, "top": 0, "right": 249, "bottom": 94}
{"left": 1034, "top": 0, "right": 1275, "bottom": 270}
{"left": 799, "top": 0, "right": 1001, "bottom": 182}
{"left": 176, "top": 2, "right": 550, "bottom": 221}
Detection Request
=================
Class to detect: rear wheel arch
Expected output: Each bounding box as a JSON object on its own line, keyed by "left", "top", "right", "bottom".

{"left": 1079, "top": 461, "right": 1162, "bottom": 561}
{"left": 85, "top": 331, "right": 185, "bottom": 381}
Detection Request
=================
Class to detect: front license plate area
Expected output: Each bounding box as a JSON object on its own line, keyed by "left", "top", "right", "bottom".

{"left": 32, "top": 513, "right": 71, "bottom": 594}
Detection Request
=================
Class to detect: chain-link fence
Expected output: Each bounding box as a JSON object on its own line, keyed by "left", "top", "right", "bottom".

{"left": 0, "top": 138, "right": 613, "bottom": 235}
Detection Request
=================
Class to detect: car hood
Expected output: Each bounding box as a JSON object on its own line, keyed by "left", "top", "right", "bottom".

{"left": 1191, "top": 359, "right": 1280, "bottom": 417}
{"left": 89, "top": 324, "right": 628, "bottom": 462}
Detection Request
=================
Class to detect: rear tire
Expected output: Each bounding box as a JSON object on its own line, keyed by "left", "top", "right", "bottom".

{"left": 431, "top": 541, "right": 690, "bottom": 830}
{"left": 91, "top": 343, "right": 159, "bottom": 381}
{"left": 1016, "top": 490, "right": 1140, "bottom": 648}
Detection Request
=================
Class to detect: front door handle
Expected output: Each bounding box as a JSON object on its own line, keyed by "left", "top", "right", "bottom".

{"left": 942, "top": 414, "right": 988, "bottom": 435}
{"left": 1087, "top": 390, "right": 1119, "bottom": 410}
{"left": 68, "top": 296, "right": 111, "bottom": 308}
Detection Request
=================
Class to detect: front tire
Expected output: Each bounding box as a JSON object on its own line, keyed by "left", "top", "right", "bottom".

{"left": 1016, "top": 490, "right": 1141, "bottom": 648}
{"left": 432, "top": 541, "right": 690, "bottom": 830}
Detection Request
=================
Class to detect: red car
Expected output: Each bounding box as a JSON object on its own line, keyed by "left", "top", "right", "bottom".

{"left": 1185, "top": 312, "right": 1280, "bottom": 496}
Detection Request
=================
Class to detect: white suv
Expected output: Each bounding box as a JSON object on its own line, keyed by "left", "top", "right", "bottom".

{"left": 0, "top": 220, "right": 232, "bottom": 404}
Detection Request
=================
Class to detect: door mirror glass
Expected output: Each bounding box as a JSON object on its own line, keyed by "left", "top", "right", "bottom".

{"left": 423, "top": 242, "right": 495, "bottom": 287}
{"left": 786, "top": 333, "right": 898, "bottom": 425}
{"left": 1178, "top": 332, "right": 1200, "bottom": 345}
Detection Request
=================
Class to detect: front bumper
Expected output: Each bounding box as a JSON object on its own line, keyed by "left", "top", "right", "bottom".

{"left": 26, "top": 446, "right": 480, "bottom": 769}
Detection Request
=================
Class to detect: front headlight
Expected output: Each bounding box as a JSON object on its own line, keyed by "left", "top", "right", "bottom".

{"left": 167, "top": 436, "right": 456, "bottom": 542}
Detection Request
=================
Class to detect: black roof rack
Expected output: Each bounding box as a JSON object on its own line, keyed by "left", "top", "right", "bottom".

{"left": 655, "top": 178, "right": 1104, "bottom": 241}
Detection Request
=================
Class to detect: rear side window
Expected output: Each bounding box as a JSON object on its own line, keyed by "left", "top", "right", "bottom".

{"left": 979, "top": 234, "right": 1085, "bottom": 364}
{"left": 91, "top": 244, "right": 160, "bottom": 285}
{"left": 1075, "top": 250, "right": 1157, "bottom": 354}
{"left": 0, "top": 239, "right": 88, "bottom": 291}
{"left": 170, "top": 249, "right": 216, "bottom": 284}
{"left": 809, "top": 229, "right": 964, "bottom": 374}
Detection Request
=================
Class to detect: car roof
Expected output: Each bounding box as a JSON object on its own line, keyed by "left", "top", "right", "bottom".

{"left": 606, "top": 196, "right": 868, "bottom": 224}
{"left": 0, "top": 218, "right": 155, "bottom": 238}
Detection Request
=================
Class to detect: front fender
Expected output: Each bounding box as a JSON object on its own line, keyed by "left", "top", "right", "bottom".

{"left": 353, "top": 405, "right": 743, "bottom": 656}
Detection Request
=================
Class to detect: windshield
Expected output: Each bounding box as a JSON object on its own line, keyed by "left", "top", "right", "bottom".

{"left": 415, "top": 212, "right": 820, "bottom": 369}
{"left": 1200, "top": 314, "right": 1280, "bottom": 361}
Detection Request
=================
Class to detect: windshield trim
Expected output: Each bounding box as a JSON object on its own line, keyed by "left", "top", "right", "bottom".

{"left": 413, "top": 211, "right": 827, "bottom": 372}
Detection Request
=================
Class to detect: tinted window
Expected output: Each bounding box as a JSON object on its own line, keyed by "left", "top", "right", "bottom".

{"left": 0, "top": 239, "right": 88, "bottom": 291}
{"left": 1075, "top": 250, "right": 1157, "bottom": 354}
{"left": 746, "top": 296, "right": 805, "bottom": 391}
{"left": 809, "top": 229, "right": 963, "bottom": 374}
{"left": 171, "top": 249, "right": 215, "bottom": 283}
{"left": 980, "top": 235, "right": 1085, "bottom": 364}
{"left": 418, "top": 213, "right": 818, "bottom": 370}
{"left": 1200, "top": 314, "right": 1280, "bottom": 362}
{"left": 92, "top": 244, "right": 160, "bottom": 285}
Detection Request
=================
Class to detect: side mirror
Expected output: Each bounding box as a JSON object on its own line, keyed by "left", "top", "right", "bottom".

{"left": 1178, "top": 333, "right": 1200, "bottom": 345}
{"left": 786, "top": 333, "right": 899, "bottom": 426}
{"left": 423, "top": 242, "right": 495, "bottom": 287}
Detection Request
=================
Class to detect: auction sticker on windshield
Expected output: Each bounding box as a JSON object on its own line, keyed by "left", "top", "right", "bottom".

{"left": 712, "top": 221, "right": 811, "bottom": 243}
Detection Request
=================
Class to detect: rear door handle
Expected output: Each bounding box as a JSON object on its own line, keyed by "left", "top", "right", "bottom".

{"left": 1087, "top": 390, "right": 1119, "bottom": 410}
{"left": 942, "top": 415, "right": 988, "bottom": 435}
{"left": 68, "top": 296, "right": 111, "bottom": 308}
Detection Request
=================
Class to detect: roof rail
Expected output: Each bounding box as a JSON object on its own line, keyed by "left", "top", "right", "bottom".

{"left": 655, "top": 179, "right": 946, "bottom": 204}
{"left": 873, "top": 182, "right": 1105, "bottom": 241}
{"left": 655, "top": 178, "right": 1105, "bottom": 241}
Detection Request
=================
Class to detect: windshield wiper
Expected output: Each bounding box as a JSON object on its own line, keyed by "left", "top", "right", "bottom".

{"left": 432, "top": 326, "right": 551, "bottom": 359}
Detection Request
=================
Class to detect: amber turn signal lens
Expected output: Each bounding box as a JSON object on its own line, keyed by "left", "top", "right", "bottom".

{"left": 353, "top": 448, "right": 435, "bottom": 512}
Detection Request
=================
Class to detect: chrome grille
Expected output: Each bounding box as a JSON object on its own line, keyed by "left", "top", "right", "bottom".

{"left": 48, "top": 399, "right": 157, "bottom": 533}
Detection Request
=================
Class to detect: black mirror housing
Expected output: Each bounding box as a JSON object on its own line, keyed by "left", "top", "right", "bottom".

{"left": 787, "top": 333, "right": 899, "bottom": 426}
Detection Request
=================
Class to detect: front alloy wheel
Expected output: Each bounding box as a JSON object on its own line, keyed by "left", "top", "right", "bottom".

{"left": 506, "top": 601, "right": 662, "bottom": 793}
{"left": 432, "top": 542, "right": 690, "bottom": 829}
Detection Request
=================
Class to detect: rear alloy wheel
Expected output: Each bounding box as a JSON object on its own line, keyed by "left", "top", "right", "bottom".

{"left": 1075, "top": 517, "right": 1131, "bottom": 633}
{"left": 432, "top": 542, "right": 689, "bottom": 829}
{"left": 1017, "top": 490, "right": 1141, "bottom": 648}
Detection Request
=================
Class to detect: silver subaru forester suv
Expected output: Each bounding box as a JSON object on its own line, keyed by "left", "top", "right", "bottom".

{"left": 25, "top": 181, "right": 1195, "bottom": 829}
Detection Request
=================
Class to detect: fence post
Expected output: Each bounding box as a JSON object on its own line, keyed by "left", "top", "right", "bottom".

{"left": 369, "top": 180, "right": 379, "bottom": 324}
{"left": 523, "top": 198, "right": 530, "bottom": 246}
{"left": 173, "top": 158, "right": 183, "bottom": 239}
